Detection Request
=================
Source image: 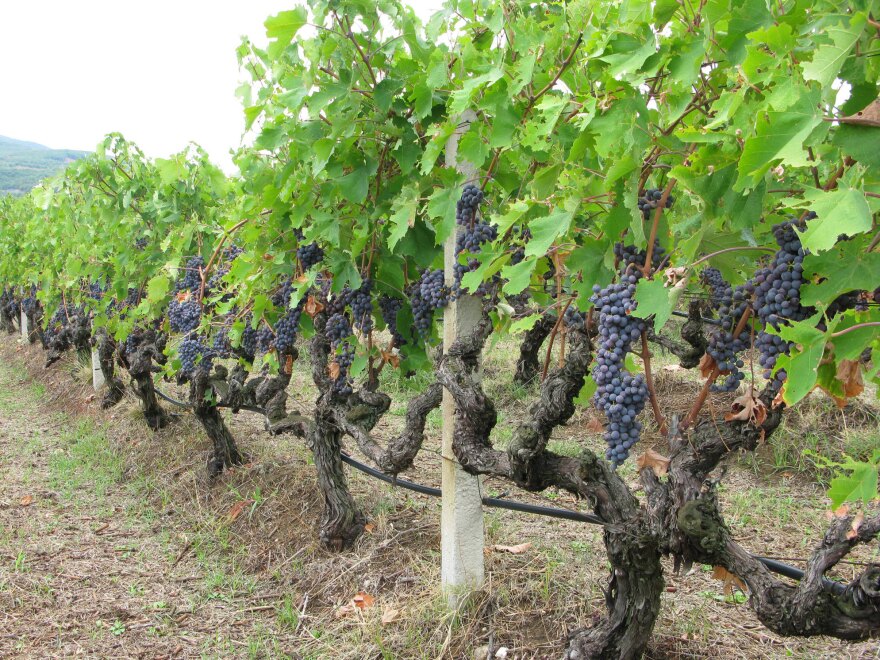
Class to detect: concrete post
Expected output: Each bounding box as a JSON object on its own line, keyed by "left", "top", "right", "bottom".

{"left": 20, "top": 308, "right": 28, "bottom": 342}
{"left": 92, "top": 349, "right": 105, "bottom": 390}
{"left": 441, "top": 109, "right": 485, "bottom": 602}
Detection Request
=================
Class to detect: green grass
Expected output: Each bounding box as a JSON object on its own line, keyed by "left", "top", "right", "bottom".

{"left": 47, "top": 420, "right": 124, "bottom": 500}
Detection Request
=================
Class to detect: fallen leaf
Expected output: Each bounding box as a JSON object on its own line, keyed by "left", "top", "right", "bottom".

{"left": 381, "top": 607, "right": 401, "bottom": 625}
{"left": 662, "top": 364, "right": 683, "bottom": 372}
{"left": 226, "top": 499, "right": 254, "bottom": 522}
{"left": 586, "top": 417, "right": 605, "bottom": 433}
{"left": 19, "top": 495, "right": 34, "bottom": 506}
{"left": 489, "top": 542, "right": 532, "bottom": 554}
{"left": 353, "top": 591, "right": 375, "bottom": 609}
{"left": 364, "top": 523, "right": 375, "bottom": 534}
{"left": 284, "top": 355, "right": 294, "bottom": 375}
{"left": 846, "top": 512, "right": 864, "bottom": 540}
{"left": 334, "top": 603, "right": 356, "bottom": 618}
{"left": 833, "top": 503, "right": 850, "bottom": 518}
{"left": 711, "top": 565, "right": 747, "bottom": 596}
{"left": 636, "top": 449, "right": 671, "bottom": 477}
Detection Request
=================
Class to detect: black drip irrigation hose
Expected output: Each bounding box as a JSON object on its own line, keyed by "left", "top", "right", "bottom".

{"left": 154, "top": 387, "right": 847, "bottom": 595}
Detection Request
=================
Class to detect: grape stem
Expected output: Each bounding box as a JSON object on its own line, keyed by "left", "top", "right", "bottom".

{"left": 689, "top": 246, "right": 776, "bottom": 267}
{"left": 199, "top": 217, "right": 252, "bottom": 302}
{"left": 681, "top": 305, "right": 752, "bottom": 430}
{"left": 641, "top": 330, "right": 667, "bottom": 435}
{"left": 830, "top": 321, "right": 880, "bottom": 338}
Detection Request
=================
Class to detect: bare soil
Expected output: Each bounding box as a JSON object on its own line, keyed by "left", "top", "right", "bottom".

{"left": 0, "top": 336, "right": 878, "bottom": 659}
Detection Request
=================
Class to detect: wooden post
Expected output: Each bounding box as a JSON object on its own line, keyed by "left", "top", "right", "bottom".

{"left": 92, "top": 349, "right": 105, "bottom": 390}
{"left": 20, "top": 307, "right": 28, "bottom": 342}
{"left": 441, "top": 109, "right": 485, "bottom": 602}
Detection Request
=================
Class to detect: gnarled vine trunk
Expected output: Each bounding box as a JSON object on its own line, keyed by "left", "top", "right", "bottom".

{"left": 513, "top": 311, "right": 555, "bottom": 386}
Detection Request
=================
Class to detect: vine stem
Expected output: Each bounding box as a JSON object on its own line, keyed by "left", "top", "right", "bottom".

{"left": 681, "top": 305, "right": 752, "bottom": 430}
{"left": 199, "top": 217, "right": 252, "bottom": 302}
{"left": 641, "top": 330, "right": 667, "bottom": 434}
{"left": 541, "top": 296, "right": 574, "bottom": 382}
{"left": 690, "top": 246, "right": 776, "bottom": 267}
{"left": 642, "top": 177, "right": 677, "bottom": 277}
{"left": 830, "top": 322, "right": 880, "bottom": 338}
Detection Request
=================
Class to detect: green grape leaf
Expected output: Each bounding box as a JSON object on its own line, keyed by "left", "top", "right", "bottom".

{"left": 146, "top": 275, "right": 170, "bottom": 303}
{"left": 797, "top": 187, "right": 872, "bottom": 253}
{"left": 775, "top": 322, "right": 827, "bottom": 405}
{"left": 632, "top": 278, "right": 676, "bottom": 330}
{"left": 524, "top": 208, "right": 574, "bottom": 259}
{"left": 801, "top": 17, "right": 864, "bottom": 88}
{"left": 801, "top": 240, "right": 880, "bottom": 306}
{"left": 827, "top": 460, "right": 879, "bottom": 508}
{"left": 735, "top": 100, "right": 821, "bottom": 190}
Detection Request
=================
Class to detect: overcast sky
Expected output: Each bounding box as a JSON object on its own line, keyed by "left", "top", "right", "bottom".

{"left": 0, "top": 1, "right": 442, "bottom": 172}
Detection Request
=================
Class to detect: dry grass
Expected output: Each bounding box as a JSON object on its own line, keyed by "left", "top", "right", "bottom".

{"left": 0, "top": 334, "right": 878, "bottom": 659}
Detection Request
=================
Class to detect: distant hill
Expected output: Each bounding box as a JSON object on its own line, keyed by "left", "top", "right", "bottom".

{"left": 0, "top": 136, "right": 89, "bottom": 196}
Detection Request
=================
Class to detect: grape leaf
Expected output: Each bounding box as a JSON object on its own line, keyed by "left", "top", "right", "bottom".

{"left": 827, "top": 460, "right": 879, "bottom": 508}
{"left": 801, "top": 17, "right": 864, "bottom": 88}
{"left": 801, "top": 240, "right": 880, "bottom": 305}
{"left": 796, "top": 187, "right": 873, "bottom": 253}
{"left": 735, "top": 100, "right": 821, "bottom": 190}
{"left": 632, "top": 278, "right": 675, "bottom": 330}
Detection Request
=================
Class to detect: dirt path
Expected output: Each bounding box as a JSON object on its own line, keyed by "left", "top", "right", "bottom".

{"left": 0, "top": 357, "right": 278, "bottom": 659}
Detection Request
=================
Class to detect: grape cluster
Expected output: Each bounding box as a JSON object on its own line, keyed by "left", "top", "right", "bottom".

{"left": 223, "top": 244, "right": 243, "bottom": 261}
{"left": 590, "top": 274, "right": 649, "bottom": 466}
{"left": 510, "top": 226, "right": 532, "bottom": 265}
{"left": 212, "top": 327, "right": 232, "bottom": 357}
{"left": 453, "top": 185, "right": 497, "bottom": 296}
{"left": 176, "top": 256, "right": 205, "bottom": 293}
{"left": 409, "top": 269, "right": 449, "bottom": 336}
{"left": 88, "top": 281, "right": 105, "bottom": 300}
{"left": 351, "top": 278, "right": 373, "bottom": 334}
{"left": 179, "top": 338, "right": 213, "bottom": 377}
{"left": 168, "top": 298, "right": 201, "bottom": 333}
{"left": 700, "top": 268, "right": 732, "bottom": 313}
{"left": 751, "top": 219, "right": 810, "bottom": 390}
{"left": 272, "top": 278, "right": 294, "bottom": 309}
{"left": 563, "top": 305, "right": 586, "bottom": 329}
{"left": 297, "top": 241, "right": 324, "bottom": 270}
{"left": 256, "top": 325, "right": 274, "bottom": 354}
{"left": 457, "top": 184, "right": 483, "bottom": 226}
{"left": 614, "top": 240, "right": 666, "bottom": 272}
{"left": 378, "top": 295, "right": 406, "bottom": 347}
{"left": 699, "top": 268, "right": 752, "bottom": 392}
{"left": 325, "top": 313, "right": 355, "bottom": 396}
{"left": 274, "top": 299, "right": 305, "bottom": 355}
{"left": 638, "top": 188, "right": 675, "bottom": 220}
{"left": 135, "top": 237, "right": 148, "bottom": 251}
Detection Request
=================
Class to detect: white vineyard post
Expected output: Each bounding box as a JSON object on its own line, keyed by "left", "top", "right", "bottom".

{"left": 441, "top": 109, "right": 485, "bottom": 604}
{"left": 91, "top": 349, "right": 105, "bottom": 390}
{"left": 20, "top": 307, "right": 28, "bottom": 342}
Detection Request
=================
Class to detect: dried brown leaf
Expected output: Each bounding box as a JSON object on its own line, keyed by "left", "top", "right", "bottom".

{"left": 226, "top": 499, "right": 253, "bottom": 522}
{"left": 836, "top": 98, "right": 880, "bottom": 127}
{"left": 328, "top": 361, "right": 341, "bottom": 380}
{"left": 846, "top": 512, "right": 865, "bottom": 540}
{"left": 381, "top": 607, "right": 401, "bottom": 625}
{"left": 19, "top": 494, "right": 34, "bottom": 507}
{"left": 636, "top": 449, "right": 671, "bottom": 477}
{"left": 586, "top": 417, "right": 605, "bottom": 433}
{"left": 724, "top": 389, "right": 767, "bottom": 425}
{"left": 489, "top": 542, "right": 532, "bottom": 554}
{"left": 711, "top": 565, "right": 748, "bottom": 595}
{"left": 698, "top": 353, "right": 716, "bottom": 379}
{"left": 353, "top": 591, "right": 375, "bottom": 609}
{"left": 304, "top": 295, "right": 324, "bottom": 318}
